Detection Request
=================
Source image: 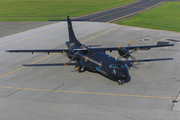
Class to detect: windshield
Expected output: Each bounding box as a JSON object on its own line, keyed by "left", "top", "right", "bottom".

{"left": 109, "top": 64, "right": 127, "bottom": 69}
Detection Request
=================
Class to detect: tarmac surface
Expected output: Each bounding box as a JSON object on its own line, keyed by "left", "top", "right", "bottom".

{"left": 0, "top": 0, "right": 180, "bottom": 119}
{"left": 0, "top": 21, "right": 180, "bottom": 120}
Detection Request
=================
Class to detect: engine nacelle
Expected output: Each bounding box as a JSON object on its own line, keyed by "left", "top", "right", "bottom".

{"left": 118, "top": 47, "right": 128, "bottom": 58}
{"left": 67, "top": 50, "right": 75, "bottom": 60}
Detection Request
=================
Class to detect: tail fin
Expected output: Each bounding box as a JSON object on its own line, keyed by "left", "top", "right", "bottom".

{"left": 49, "top": 16, "right": 88, "bottom": 45}
{"left": 67, "top": 16, "right": 81, "bottom": 44}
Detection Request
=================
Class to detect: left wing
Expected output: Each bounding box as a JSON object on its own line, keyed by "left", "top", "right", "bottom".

{"left": 74, "top": 44, "right": 174, "bottom": 51}
{"left": 5, "top": 49, "right": 69, "bottom": 54}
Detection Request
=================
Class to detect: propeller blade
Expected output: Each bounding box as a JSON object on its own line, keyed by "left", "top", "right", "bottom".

{"left": 74, "top": 59, "right": 81, "bottom": 70}
{"left": 134, "top": 59, "right": 138, "bottom": 64}
{"left": 81, "top": 45, "right": 86, "bottom": 49}
{"left": 129, "top": 55, "right": 136, "bottom": 60}
{"left": 118, "top": 44, "right": 121, "bottom": 50}
{"left": 126, "top": 57, "right": 129, "bottom": 67}
{"left": 129, "top": 55, "right": 138, "bottom": 64}
{"left": 128, "top": 41, "right": 133, "bottom": 44}
{"left": 75, "top": 66, "right": 80, "bottom": 70}
{"left": 62, "top": 50, "right": 65, "bottom": 55}
{"left": 129, "top": 49, "right": 136, "bottom": 54}
{"left": 70, "top": 42, "right": 75, "bottom": 47}
{"left": 85, "top": 57, "right": 88, "bottom": 63}
{"left": 64, "top": 63, "right": 68, "bottom": 67}
{"left": 127, "top": 41, "right": 133, "bottom": 48}
{"left": 63, "top": 59, "right": 73, "bottom": 67}
{"left": 137, "top": 47, "right": 140, "bottom": 52}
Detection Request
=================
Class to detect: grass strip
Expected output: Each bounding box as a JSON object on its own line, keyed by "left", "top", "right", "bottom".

{"left": 0, "top": 0, "right": 134, "bottom": 21}
{"left": 116, "top": 2, "right": 180, "bottom": 32}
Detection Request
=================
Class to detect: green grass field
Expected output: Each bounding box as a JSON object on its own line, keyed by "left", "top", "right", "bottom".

{"left": 116, "top": 2, "right": 180, "bottom": 32}
{"left": 0, "top": 0, "right": 134, "bottom": 21}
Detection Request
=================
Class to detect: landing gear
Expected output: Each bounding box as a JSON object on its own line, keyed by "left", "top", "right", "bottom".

{"left": 117, "top": 80, "right": 124, "bottom": 85}
{"left": 78, "top": 66, "right": 85, "bottom": 73}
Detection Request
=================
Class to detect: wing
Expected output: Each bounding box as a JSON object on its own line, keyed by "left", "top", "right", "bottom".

{"left": 74, "top": 44, "right": 174, "bottom": 52}
{"left": 5, "top": 49, "right": 69, "bottom": 54}
{"left": 5, "top": 44, "right": 174, "bottom": 53}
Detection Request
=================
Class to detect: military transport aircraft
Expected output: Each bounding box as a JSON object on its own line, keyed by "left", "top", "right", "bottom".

{"left": 5, "top": 16, "right": 174, "bottom": 85}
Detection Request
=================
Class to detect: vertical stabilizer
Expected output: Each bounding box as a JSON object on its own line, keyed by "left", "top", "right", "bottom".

{"left": 49, "top": 16, "right": 88, "bottom": 47}
{"left": 67, "top": 16, "right": 81, "bottom": 45}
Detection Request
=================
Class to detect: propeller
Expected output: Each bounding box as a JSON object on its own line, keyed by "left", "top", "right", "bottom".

{"left": 118, "top": 41, "right": 140, "bottom": 67}
{"left": 124, "top": 41, "right": 138, "bottom": 66}
{"left": 61, "top": 49, "right": 83, "bottom": 71}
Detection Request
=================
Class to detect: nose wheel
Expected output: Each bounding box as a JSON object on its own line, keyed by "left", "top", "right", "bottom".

{"left": 117, "top": 80, "right": 124, "bottom": 85}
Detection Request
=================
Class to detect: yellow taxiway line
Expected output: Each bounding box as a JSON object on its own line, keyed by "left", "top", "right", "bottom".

{"left": 0, "top": 21, "right": 32, "bottom": 30}
{"left": 107, "top": 1, "right": 165, "bottom": 23}
{"left": 74, "top": 0, "right": 140, "bottom": 19}
{"left": 0, "top": 27, "right": 63, "bottom": 48}
{"left": 0, "top": 86, "right": 179, "bottom": 100}
{"left": 90, "top": 0, "right": 152, "bottom": 21}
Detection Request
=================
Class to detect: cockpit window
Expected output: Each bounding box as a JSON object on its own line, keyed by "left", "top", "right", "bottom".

{"left": 109, "top": 64, "right": 127, "bottom": 69}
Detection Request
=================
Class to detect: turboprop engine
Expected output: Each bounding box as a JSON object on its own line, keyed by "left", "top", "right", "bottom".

{"left": 118, "top": 47, "right": 129, "bottom": 58}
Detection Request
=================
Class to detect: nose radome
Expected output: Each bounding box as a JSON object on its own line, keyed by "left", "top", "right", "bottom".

{"left": 121, "top": 74, "right": 127, "bottom": 80}
{"left": 121, "top": 70, "right": 129, "bottom": 80}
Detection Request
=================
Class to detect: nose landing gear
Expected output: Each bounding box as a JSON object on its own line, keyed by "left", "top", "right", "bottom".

{"left": 117, "top": 80, "right": 124, "bottom": 85}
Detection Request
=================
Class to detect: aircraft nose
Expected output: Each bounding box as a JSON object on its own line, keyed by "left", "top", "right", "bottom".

{"left": 119, "top": 70, "right": 128, "bottom": 80}
{"left": 120, "top": 74, "right": 128, "bottom": 80}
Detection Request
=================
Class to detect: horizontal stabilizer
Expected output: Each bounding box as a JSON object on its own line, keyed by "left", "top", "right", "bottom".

{"left": 49, "top": 16, "right": 89, "bottom": 22}
{"left": 49, "top": 19, "right": 89, "bottom": 22}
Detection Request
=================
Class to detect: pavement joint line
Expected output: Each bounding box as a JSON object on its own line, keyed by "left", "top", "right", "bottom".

{"left": 0, "top": 53, "right": 57, "bottom": 78}
{"left": 0, "top": 21, "right": 32, "bottom": 30}
{"left": 121, "top": 25, "right": 180, "bottom": 34}
{"left": 0, "top": 22, "right": 61, "bottom": 39}
{"left": 81, "top": 26, "right": 121, "bottom": 43}
{"left": 0, "top": 27, "right": 64, "bottom": 48}
{"left": 0, "top": 23, "right": 78, "bottom": 48}
{"left": 90, "top": 0, "right": 152, "bottom": 21}
{"left": 107, "top": 1, "right": 165, "bottom": 23}
{"left": 0, "top": 85, "right": 179, "bottom": 100}
{"left": 0, "top": 25, "right": 121, "bottom": 79}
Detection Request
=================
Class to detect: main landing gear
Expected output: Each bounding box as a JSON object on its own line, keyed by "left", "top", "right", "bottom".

{"left": 78, "top": 66, "right": 85, "bottom": 73}
{"left": 117, "top": 80, "right": 124, "bottom": 85}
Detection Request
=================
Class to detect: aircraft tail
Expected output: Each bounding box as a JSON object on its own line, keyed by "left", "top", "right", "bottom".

{"left": 49, "top": 16, "right": 88, "bottom": 46}
{"left": 67, "top": 16, "right": 81, "bottom": 44}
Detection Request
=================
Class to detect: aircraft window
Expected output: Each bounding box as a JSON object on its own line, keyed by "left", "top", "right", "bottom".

{"left": 122, "top": 64, "right": 127, "bottom": 68}
{"left": 109, "top": 64, "right": 127, "bottom": 69}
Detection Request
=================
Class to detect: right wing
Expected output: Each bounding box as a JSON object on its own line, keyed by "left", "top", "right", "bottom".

{"left": 74, "top": 44, "right": 174, "bottom": 52}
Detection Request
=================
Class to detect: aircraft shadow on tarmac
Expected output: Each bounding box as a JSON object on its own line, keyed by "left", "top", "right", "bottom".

{"left": 23, "top": 63, "right": 76, "bottom": 66}
{"left": 22, "top": 58, "right": 173, "bottom": 84}
{"left": 23, "top": 58, "right": 173, "bottom": 67}
{"left": 126, "top": 58, "right": 173, "bottom": 68}
{"left": 166, "top": 39, "right": 180, "bottom": 42}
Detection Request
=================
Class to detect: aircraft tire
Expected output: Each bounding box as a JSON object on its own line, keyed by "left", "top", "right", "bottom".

{"left": 78, "top": 66, "right": 85, "bottom": 73}
{"left": 117, "top": 80, "right": 123, "bottom": 85}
